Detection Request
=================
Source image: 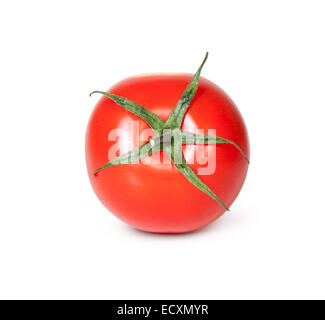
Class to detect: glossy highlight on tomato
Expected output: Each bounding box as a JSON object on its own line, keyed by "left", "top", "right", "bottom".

{"left": 86, "top": 55, "right": 249, "bottom": 233}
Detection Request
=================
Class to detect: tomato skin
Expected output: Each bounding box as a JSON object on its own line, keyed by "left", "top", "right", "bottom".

{"left": 86, "top": 74, "right": 249, "bottom": 233}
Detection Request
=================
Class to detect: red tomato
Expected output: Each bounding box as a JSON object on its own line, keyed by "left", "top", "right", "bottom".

{"left": 86, "top": 74, "right": 249, "bottom": 233}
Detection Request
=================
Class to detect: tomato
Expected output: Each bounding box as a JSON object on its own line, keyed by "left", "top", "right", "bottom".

{"left": 86, "top": 56, "right": 249, "bottom": 233}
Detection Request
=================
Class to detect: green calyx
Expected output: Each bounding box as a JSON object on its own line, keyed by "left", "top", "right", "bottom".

{"left": 90, "top": 52, "right": 249, "bottom": 210}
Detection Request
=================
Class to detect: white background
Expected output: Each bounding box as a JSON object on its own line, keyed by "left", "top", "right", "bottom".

{"left": 0, "top": 0, "right": 324, "bottom": 300}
